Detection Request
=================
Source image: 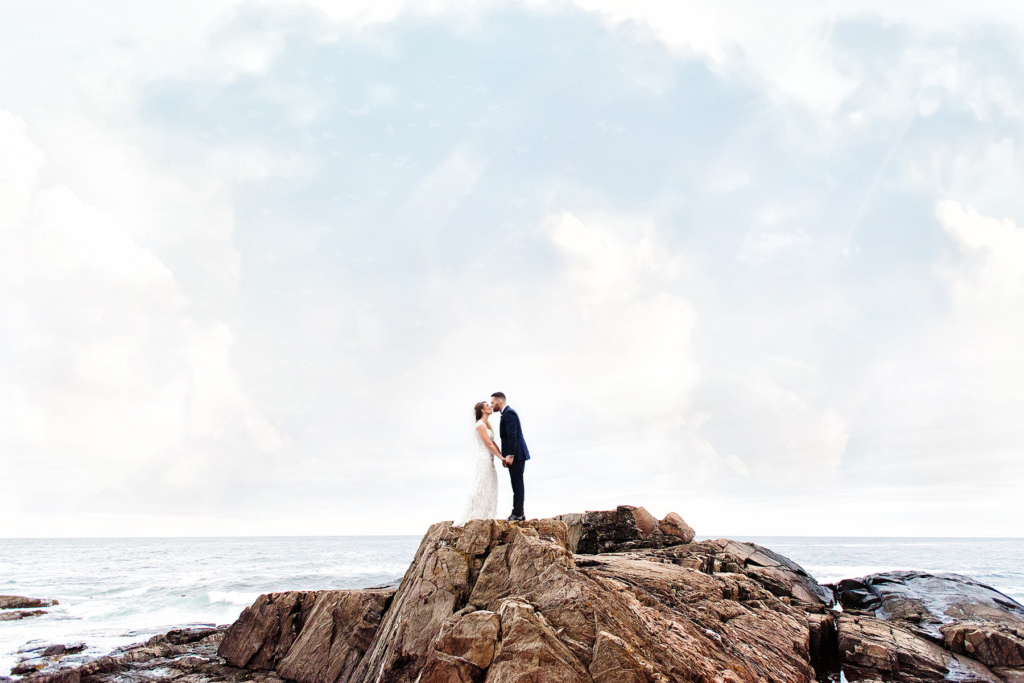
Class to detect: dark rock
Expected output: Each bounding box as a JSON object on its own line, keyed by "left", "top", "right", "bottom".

{"left": 831, "top": 571, "right": 1024, "bottom": 640}
{"left": 554, "top": 505, "right": 693, "bottom": 554}
{"left": 0, "top": 596, "right": 58, "bottom": 609}
{"left": 808, "top": 612, "right": 840, "bottom": 680}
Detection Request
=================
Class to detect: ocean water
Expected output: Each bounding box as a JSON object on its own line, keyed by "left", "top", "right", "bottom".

{"left": 2, "top": 535, "right": 1023, "bottom": 676}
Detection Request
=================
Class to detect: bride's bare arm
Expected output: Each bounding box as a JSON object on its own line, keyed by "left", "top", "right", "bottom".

{"left": 477, "top": 423, "right": 502, "bottom": 457}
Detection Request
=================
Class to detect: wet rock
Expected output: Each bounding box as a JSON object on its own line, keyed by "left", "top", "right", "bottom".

{"left": 942, "top": 621, "right": 1024, "bottom": 668}
{"left": 832, "top": 571, "right": 1024, "bottom": 640}
{"left": 0, "top": 596, "right": 58, "bottom": 609}
{"left": 837, "top": 613, "right": 1001, "bottom": 682}
{"left": 275, "top": 589, "right": 394, "bottom": 683}
{"left": 554, "top": 505, "right": 693, "bottom": 554}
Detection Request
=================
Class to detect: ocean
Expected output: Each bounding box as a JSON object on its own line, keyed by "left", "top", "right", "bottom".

{"left": 2, "top": 535, "right": 1023, "bottom": 676}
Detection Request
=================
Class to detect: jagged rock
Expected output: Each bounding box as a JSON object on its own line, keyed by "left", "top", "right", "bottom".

{"left": 629, "top": 538, "right": 835, "bottom": 608}
{"left": 0, "top": 596, "right": 58, "bottom": 609}
{"left": 432, "top": 609, "right": 500, "bottom": 669}
{"left": 276, "top": 589, "right": 394, "bottom": 683}
{"left": 418, "top": 650, "right": 483, "bottom": 683}
{"left": 808, "top": 612, "right": 840, "bottom": 678}
{"left": 342, "top": 515, "right": 824, "bottom": 682}
{"left": 942, "top": 621, "right": 1024, "bottom": 668}
{"left": 351, "top": 521, "right": 475, "bottom": 683}
{"left": 219, "top": 591, "right": 319, "bottom": 669}
{"left": 554, "top": 505, "right": 693, "bottom": 554}
{"left": 588, "top": 630, "right": 653, "bottom": 683}
{"left": 487, "top": 599, "right": 590, "bottom": 683}
{"left": 837, "top": 613, "right": 1001, "bottom": 682}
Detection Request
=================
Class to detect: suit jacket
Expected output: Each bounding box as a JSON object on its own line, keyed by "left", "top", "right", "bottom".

{"left": 499, "top": 407, "right": 531, "bottom": 461}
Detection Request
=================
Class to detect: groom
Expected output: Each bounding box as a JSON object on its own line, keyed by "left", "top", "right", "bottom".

{"left": 491, "top": 392, "right": 530, "bottom": 521}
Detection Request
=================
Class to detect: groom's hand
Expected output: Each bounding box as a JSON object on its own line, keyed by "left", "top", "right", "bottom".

{"left": 504, "top": 456, "right": 514, "bottom": 466}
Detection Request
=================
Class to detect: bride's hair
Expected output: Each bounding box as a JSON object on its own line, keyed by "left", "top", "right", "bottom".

{"left": 474, "top": 401, "right": 487, "bottom": 421}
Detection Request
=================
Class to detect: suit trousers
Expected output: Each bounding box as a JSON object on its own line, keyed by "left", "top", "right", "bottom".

{"left": 508, "top": 459, "right": 525, "bottom": 517}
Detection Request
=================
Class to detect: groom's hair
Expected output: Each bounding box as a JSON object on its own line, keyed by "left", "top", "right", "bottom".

{"left": 490, "top": 392, "right": 506, "bottom": 401}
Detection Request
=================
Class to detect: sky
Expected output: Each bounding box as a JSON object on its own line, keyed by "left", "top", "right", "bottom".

{"left": 1, "top": 0, "right": 1023, "bottom": 537}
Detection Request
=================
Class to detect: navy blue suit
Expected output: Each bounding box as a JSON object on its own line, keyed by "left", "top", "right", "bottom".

{"left": 499, "top": 406, "right": 530, "bottom": 518}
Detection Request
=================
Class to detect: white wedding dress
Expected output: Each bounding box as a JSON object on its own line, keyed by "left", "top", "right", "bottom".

{"left": 458, "top": 419, "right": 498, "bottom": 525}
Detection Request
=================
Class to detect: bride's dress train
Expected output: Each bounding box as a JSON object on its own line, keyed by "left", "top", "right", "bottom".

{"left": 459, "top": 419, "right": 498, "bottom": 524}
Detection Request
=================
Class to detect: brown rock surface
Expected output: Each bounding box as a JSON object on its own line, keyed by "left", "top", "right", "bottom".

{"left": 0, "top": 596, "right": 58, "bottom": 609}
{"left": 275, "top": 589, "right": 394, "bottom": 683}
{"left": 207, "top": 510, "right": 847, "bottom": 683}
{"left": 838, "top": 613, "right": 1001, "bottom": 682}
{"left": 659, "top": 511, "right": 696, "bottom": 543}
{"left": 942, "top": 621, "right": 1024, "bottom": 668}
{"left": 219, "top": 591, "right": 318, "bottom": 669}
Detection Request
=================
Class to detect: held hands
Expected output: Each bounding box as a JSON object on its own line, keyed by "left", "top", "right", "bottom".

{"left": 504, "top": 456, "right": 514, "bottom": 467}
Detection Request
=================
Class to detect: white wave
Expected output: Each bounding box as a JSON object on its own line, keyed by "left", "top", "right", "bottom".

{"left": 207, "top": 591, "right": 261, "bottom": 606}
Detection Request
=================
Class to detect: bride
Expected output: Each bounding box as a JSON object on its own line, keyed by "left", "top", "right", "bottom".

{"left": 458, "top": 400, "right": 504, "bottom": 524}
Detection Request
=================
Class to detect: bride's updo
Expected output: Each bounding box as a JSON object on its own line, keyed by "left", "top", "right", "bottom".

{"left": 474, "top": 401, "right": 487, "bottom": 421}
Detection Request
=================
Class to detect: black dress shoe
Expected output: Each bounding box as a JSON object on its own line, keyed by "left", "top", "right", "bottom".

{"left": 507, "top": 514, "right": 518, "bottom": 521}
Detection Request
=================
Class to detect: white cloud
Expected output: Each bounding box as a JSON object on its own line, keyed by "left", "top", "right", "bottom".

{"left": 0, "top": 110, "right": 279, "bottom": 521}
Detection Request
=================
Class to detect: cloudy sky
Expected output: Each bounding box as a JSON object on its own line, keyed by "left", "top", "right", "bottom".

{"left": 2, "top": 0, "right": 1023, "bottom": 537}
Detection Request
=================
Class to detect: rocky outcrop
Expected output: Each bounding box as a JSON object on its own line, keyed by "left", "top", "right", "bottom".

{"left": 554, "top": 505, "right": 694, "bottom": 553}
{"left": 832, "top": 571, "right": 1024, "bottom": 681}
{"left": 219, "top": 512, "right": 836, "bottom": 683}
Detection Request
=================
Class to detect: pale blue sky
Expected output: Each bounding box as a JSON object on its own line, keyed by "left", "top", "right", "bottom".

{"left": 2, "top": 0, "right": 1023, "bottom": 536}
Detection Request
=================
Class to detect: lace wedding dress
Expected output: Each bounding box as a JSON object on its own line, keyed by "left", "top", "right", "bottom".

{"left": 458, "top": 419, "right": 498, "bottom": 524}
